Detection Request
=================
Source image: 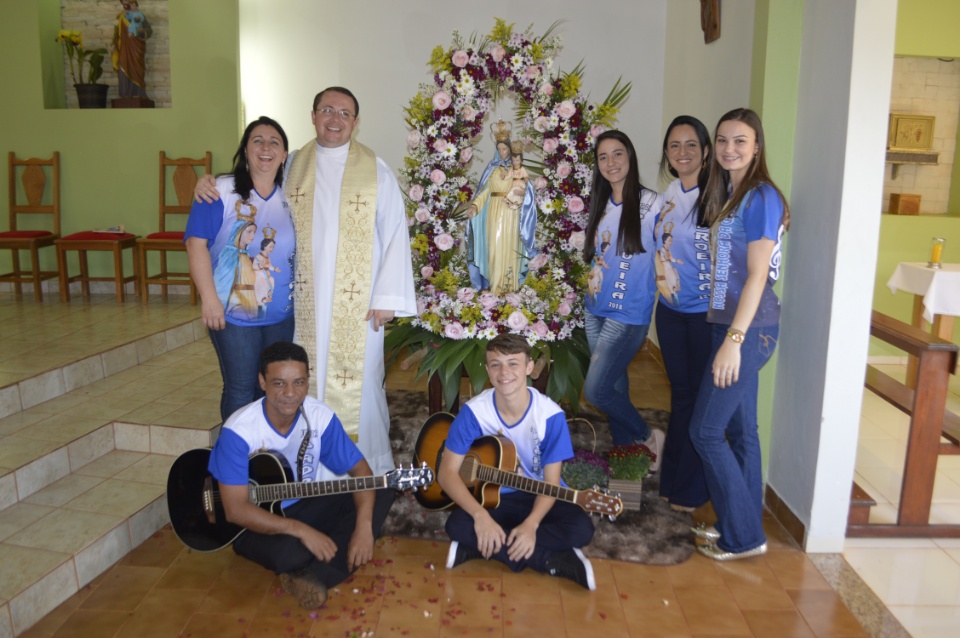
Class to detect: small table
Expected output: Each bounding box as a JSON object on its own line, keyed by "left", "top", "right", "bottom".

{"left": 887, "top": 262, "right": 960, "bottom": 385}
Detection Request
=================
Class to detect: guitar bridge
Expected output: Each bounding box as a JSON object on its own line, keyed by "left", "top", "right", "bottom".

{"left": 202, "top": 477, "right": 216, "bottom": 524}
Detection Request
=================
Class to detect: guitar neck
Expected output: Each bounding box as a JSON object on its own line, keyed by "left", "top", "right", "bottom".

{"left": 473, "top": 463, "right": 577, "bottom": 503}
{"left": 252, "top": 475, "right": 386, "bottom": 504}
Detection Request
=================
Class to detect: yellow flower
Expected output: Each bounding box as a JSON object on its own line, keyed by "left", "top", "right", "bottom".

{"left": 429, "top": 45, "right": 451, "bottom": 74}
{"left": 490, "top": 18, "right": 514, "bottom": 44}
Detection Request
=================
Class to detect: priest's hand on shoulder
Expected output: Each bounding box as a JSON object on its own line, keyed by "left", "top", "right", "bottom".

{"left": 193, "top": 174, "right": 219, "bottom": 204}
{"left": 366, "top": 309, "right": 395, "bottom": 332}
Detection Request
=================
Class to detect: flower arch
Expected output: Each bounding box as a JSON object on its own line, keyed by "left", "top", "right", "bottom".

{"left": 386, "top": 19, "right": 630, "bottom": 408}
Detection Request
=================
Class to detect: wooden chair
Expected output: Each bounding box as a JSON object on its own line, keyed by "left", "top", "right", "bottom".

{"left": 137, "top": 151, "right": 211, "bottom": 304}
{"left": 55, "top": 167, "right": 140, "bottom": 302}
{"left": 0, "top": 152, "right": 61, "bottom": 301}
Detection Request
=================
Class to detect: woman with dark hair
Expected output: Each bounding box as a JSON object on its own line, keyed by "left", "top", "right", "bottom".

{"left": 688, "top": 108, "right": 789, "bottom": 561}
{"left": 653, "top": 115, "right": 714, "bottom": 512}
{"left": 185, "top": 116, "right": 297, "bottom": 421}
{"left": 582, "top": 130, "right": 665, "bottom": 468}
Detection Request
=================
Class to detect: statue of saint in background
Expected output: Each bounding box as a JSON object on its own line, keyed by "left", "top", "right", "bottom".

{"left": 111, "top": 0, "right": 152, "bottom": 101}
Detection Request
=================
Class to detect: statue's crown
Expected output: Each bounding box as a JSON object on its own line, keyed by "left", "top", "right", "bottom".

{"left": 491, "top": 118, "right": 512, "bottom": 143}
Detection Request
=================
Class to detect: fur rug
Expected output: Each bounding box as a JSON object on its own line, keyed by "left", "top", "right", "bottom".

{"left": 383, "top": 390, "right": 694, "bottom": 566}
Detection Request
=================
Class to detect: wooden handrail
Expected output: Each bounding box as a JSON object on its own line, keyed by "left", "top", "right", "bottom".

{"left": 869, "top": 310, "right": 959, "bottom": 370}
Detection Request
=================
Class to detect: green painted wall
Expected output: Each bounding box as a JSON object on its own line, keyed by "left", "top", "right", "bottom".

{"left": 895, "top": 0, "right": 960, "bottom": 58}
{"left": 750, "top": 0, "right": 804, "bottom": 468}
{"left": 0, "top": 0, "right": 241, "bottom": 279}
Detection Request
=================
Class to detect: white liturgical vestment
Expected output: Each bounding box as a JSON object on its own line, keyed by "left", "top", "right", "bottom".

{"left": 293, "top": 141, "right": 416, "bottom": 477}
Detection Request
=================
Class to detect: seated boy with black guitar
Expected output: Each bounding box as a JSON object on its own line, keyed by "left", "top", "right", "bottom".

{"left": 207, "top": 342, "right": 393, "bottom": 609}
{"left": 438, "top": 334, "right": 597, "bottom": 589}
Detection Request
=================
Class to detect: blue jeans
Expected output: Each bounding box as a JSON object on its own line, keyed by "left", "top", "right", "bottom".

{"left": 583, "top": 311, "right": 651, "bottom": 446}
{"left": 208, "top": 315, "right": 295, "bottom": 422}
{"left": 445, "top": 492, "right": 595, "bottom": 573}
{"left": 689, "top": 323, "right": 779, "bottom": 553}
{"left": 655, "top": 304, "right": 712, "bottom": 509}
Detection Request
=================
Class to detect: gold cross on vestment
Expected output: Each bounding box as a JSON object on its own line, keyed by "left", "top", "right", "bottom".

{"left": 342, "top": 282, "right": 362, "bottom": 301}
{"left": 335, "top": 368, "right": 354, "bottom": 387}
{"left": 291, "top": 188, "right": 306, "bottom": 204}
{"left": 294, "top": 273, "right": 308, "bottom": 292}
{"left": 348, "top": 193, "right": 368, "bottom": 212}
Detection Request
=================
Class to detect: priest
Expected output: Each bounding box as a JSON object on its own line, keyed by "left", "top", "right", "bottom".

{"left": 285, "top": 87, "right": 416, "bottom": 477}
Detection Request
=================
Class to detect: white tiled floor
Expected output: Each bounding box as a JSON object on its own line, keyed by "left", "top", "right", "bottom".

{"left": 846, "top": 363, "right": 960, "bottom": 637}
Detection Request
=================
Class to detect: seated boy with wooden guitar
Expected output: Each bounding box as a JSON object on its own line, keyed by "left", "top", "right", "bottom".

{"left": 438, "top": 334, "right": 597, "bottom": 589}
{"left": 206, "top": 341, "right": 394, "bottom": 609}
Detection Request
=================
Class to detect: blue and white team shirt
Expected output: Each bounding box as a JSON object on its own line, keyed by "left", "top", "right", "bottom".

{"left": 208, "top": 396, "right": 362, "bottom": 509}
{"left": 585, "top": 189, "right": 662, "bottom": 326}
{"left": 654, "top": 180, "right": 711, "bottom": 313}
{"left": 445, "top": 388, "right": 574, "bottom": 486}
{"left": 708, "top": 183, "right": 785, "bottom": 328}
{"left": 184, "top": 175, "right": 296, "bottom": 327}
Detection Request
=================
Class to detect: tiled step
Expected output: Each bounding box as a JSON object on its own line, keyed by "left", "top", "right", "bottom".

{"left": 0, "top": 310, "right": 224, "bottom": 637}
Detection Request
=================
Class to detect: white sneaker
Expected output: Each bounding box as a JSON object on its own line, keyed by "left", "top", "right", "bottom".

{"left": 644, "top": 429, "right": 666, "bottom": 474}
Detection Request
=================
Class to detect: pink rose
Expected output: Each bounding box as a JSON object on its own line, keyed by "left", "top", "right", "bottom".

{"left": 461, "top": 104, "right": 477, "bottom": 121}
{"left": 533, "top": 176, "right": 548, "bottom": 191}
{"left": 542, "top": 137, "right": 559, "bottom": 153}
{"left": 430, "top": 169, "right": 446, "bottom": 185}
{"left": 590, "top": 124, "right": 605, "bottom": 139}
{"left": 407, "top": 129, "right": 422, "bottom": 150}
{"left": 557, "top": 100, "right": 576, "bottom": 119}
{"left": 445, "top": 322, "right": 465, "bottom": 339}
{"left": 505, "top": 292, "right": 523, "bottom": 307}
{"left": 565, "top": 291, "right": 578, "bottom": 302}
{"left": 569, "top": 231, "right": 585, "bottom": 250}
{"left": 456, "top": 287, "right": 476, "bottom": 303}
{"left": 527, "top": 253, "right": 548, "bottom": 271}
{"left": 567, "top": 196, "right": 585, "bottom": 213}
{"left": 433, "top": 139, "right": 448, "bottom": 153}
{"left": 459, "top": 146, "right": 473, "bottom": 163}
{"left": 435, "top": 233, "right": 454, "bottom": 251}
{"left": 479, "top": 292, "right": 499, "bottom": 311}
{"left": 417, "top": 298, "right": 426, "bottom": 315}
{"left": 452, "top": 50, "right": 469, "bottom": 68}
{"left": 557, "top": 302, "right": 572, "bottom": 317}
{"left": 424, "top": 284, "right": 436, "bottom": 295}
{"left": 408, "top": 184, "right": 424, "bottom": 201}
{"left": 556, "top": 161, "right": 571, "bottom": 179}
{"left": 420, "top": 265, "right": 434, "bottom": 279}
{"left": 533, "top": 116, "right": 551, "bottom": 133}
{"left": 532, "top": 320, "right": 549, "bottom": 338}
{"left": 540, "top": 83, "right": 554, "bottom": 96}
{"left": 507, "top": 311, "right": 529, "bottom": 331}
{"left": 432, "top": 90, "right": 452, "bottom": 110}
{"left": 415, "top": 208, "right": 430, "bottom": 223}
{"left": 406, "top": 215, "right": 415, "bottom": 227}
{"left": 490, "top": 44, "right": 506, "bottom": 62}
{"left": 525, "top": 65, "right": 540, "bottom": 79}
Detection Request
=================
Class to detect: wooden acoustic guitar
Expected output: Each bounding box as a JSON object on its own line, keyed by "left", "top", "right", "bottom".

{"left": 166, "top": 448, "right": 434, "bottom": 552}
{"left": 412, "top": 412, "right": 622, "bottom": 519}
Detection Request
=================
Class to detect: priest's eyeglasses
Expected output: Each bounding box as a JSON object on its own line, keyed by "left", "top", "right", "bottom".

{"left": 316, "top": 106, "right": 355, "bottom": 120}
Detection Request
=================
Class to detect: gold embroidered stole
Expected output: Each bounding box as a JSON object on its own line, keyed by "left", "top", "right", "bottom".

{"left": 286, "top": 140, "right": 378, "bottom": 440}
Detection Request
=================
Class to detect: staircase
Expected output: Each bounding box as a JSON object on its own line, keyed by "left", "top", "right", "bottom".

{"left": 0, "top": 308, "right": 222, "bottom": 637}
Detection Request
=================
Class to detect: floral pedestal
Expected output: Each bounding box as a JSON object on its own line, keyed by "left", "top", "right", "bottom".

{"left": 608, "top": 479, "right": 643, "bottom": 511}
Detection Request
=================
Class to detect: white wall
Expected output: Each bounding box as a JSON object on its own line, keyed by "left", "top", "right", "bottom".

{"left": 239, "top": 0, "right": 667, "bottom": 182}
{"left": 661, "top": 0, "right": 756, "bottom": 185}
{"left": 769, "top": 0, "right": 897, "bottom": 553}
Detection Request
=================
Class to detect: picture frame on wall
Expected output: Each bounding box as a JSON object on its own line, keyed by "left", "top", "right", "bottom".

{"left": 887, "top": 113, "right": 935, "bottom": 151}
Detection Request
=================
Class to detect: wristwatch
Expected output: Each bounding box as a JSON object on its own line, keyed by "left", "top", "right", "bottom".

{"left": 726, "top": 329, "right": 745, "bottom": 344}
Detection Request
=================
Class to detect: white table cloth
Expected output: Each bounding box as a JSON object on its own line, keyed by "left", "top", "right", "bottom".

{"left": 887, "top": 262, "right": 960, "bottom": 323}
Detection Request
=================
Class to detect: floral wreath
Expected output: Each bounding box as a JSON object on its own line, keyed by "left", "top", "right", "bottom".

{"left": 387, "top": 19, "right": 630, "bottom": 408}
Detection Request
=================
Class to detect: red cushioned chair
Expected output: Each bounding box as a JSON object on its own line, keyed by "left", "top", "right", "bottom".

{"left": 55, "top": 168, "right": 140, "bottom": 303}
{"left": 1, "top": 152, "right": 61, "bottom": 301}
{"left": 137, "top": 151, "right": 211, "bottom": 304}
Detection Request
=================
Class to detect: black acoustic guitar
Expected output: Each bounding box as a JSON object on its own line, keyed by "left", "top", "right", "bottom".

{"left": 412, "top": 412, "right": 622, "bottom": 518}
{"left": 166, "top": 448, "right": 434, "bottom": 552}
